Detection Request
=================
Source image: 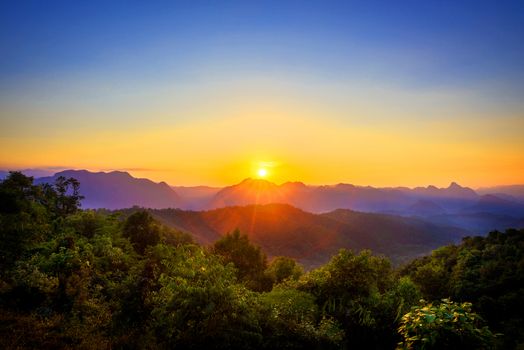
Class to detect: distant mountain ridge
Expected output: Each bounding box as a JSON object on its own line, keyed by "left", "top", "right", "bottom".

{"left": 171, "top": 185, "right": 221, "bottom": 210}
{"left": 477, "top": 184, "right": 524, "bottom": 201}
{"left": 206, "top": 178, "right": 481, "bottom": 214}
{"left": 4, "top": 168, "right": 520, "bottom": 235}
{"left": 35, "top": 170, "right": 182, "bottom": 210}
{"left": 204, "top": 178, "right": 480, "bottom": 213}
{"left": 139, "top": 203, "right": 467, "bottom": 268}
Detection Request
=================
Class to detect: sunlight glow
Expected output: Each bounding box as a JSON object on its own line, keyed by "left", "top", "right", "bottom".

{"left": 257, "top": 168, "right": 268, "bottom": 177}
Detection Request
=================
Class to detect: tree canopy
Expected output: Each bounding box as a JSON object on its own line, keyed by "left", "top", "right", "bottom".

{"left": 0, "top": 172, "right": 520, "bottom": 349}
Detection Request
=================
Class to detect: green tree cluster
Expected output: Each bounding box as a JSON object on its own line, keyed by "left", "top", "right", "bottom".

{"left": 401, "top": 229, "right": 524, "bottom": 349}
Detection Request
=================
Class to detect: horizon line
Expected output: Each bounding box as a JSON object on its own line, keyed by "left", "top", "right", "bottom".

{"left": 1, "top": 167, "right": 523, "bottom": 190}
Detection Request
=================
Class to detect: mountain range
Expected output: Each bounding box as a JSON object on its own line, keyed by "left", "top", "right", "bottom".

{"left": 4, "top": 169, "right": 524, "bottom": 243}
{"left": 477, "top": 184, "right": 524, "bottom": 201}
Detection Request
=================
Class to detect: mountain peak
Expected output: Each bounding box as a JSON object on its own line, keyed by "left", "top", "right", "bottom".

{"left": 108, "top": 170, "right": 132, "bottom": 176}
{"left": 448, "top": 182, "right": 462, "bottom": 189}
{"left": 55, "top": 169, "right": 133, "bottom": 179}
{"left": 282, "top": 181, "right": 307, "bottom": 188}
{"left": 55, "top": 169, "right": 89, "bottom": 176}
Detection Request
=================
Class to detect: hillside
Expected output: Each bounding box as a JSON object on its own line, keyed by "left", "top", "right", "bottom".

{"left": 145, "top": 203, "right": 466, "bottom": 267}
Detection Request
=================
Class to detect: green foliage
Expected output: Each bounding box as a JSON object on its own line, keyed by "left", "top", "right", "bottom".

{"left": 213, "top": 229, "right": 272, "bottom": 291}
{"left": 123, "top": 210, "right": 161, "bottom": 254}
{"left": 145, "top": 245, "right": 262, "bottom": 349}
{"left": 265, "top": 256, "right": 303, "bottom": 285}
{"left": 161, "top": 225, "right": 194, "bottom": 247}
{"left": 0, "top": 172, "right": 84, "bottom": 270}
{"left": 297, "top": 249, "right": 416, "bottom": 349}
{"left": 258, "top": 287, "right": 344, "bottom": 349}
{"left": 400, "top": 245, "right": 458, "bottom": 301}
{"left": 0, "top": 172, "right": 49, "bottom": 269}
{"left": 401, "top": 229, "right": 524, "bottom": 349}
{"left": 397, "top": 299, "right": 497, "bottom": 350}
{"left": 50, "top": 176, "right": 84, "bottom": 217}
{"left": 0, "top": 173, "right": 510, "bottom": 349}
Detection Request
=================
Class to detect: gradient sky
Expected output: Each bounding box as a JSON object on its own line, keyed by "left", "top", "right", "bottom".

{"left": 1, "top": 0, "right": 523, "bottom": 187}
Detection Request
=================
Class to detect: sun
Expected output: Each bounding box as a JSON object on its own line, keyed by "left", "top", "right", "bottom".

{"left": 257, "top": 168, "right": 268, "bottom": 177}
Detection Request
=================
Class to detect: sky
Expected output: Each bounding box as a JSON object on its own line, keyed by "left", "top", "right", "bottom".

{"left": 1, "top": 0, "right": 523, "bottom": 187}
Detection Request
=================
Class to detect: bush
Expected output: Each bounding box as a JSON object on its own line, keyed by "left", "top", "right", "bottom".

{"left": 397, "top": 298, "right": 497, "bottom": 350}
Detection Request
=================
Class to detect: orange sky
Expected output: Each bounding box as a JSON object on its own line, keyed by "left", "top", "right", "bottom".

{"left": 1, "top": 90, "right": 523, "bottom": 188}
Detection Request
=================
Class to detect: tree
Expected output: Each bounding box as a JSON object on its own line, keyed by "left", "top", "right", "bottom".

{"left": 123, "top": 211, "right": 161, "bottom": 254}
{"left": 401, "top": 229, "right": 524, "bottom": 349}
{"left": 0, "top": 171, "right": 39, "bottom": 214}
{"left": 298, "top": 249, "right": 407, "bottom": 349}
{"left": 258, "top": 287, "right": 343, "bottom": 349}
{"left": 144, "top": 244, "right": 262, "bottom": 349}
{"left": 0, "top": 172, "right": 48, "bottom": 269}
{"left": 53, "top": 176, "right": 84, "bottom": 216}
{"left": 265, "top": 256, "right": 303, "bottom": 285}
{"left": 213, "top": 229, "right": 271, "bottom": 291}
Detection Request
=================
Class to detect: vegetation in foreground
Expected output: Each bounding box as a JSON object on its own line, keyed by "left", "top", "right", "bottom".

{"left": 0, "top": 172, "right": 522, "bottom": 349}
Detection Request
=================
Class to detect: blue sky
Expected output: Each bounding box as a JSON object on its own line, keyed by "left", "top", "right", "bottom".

{"left": 0, "top": 1, "right": 523, "bottom": 186}
{"left": 2, "top": 0, "right": 523, "bottom": 91}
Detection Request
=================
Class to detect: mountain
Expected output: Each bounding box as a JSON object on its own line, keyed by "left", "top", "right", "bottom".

{"left": 406, "top": 199, "right": 447, "bottom": 217}
{"left": 477, "top": 184, "right": 524, "bottom": 201}
{"left": 205, "top": 178, "right": 478, "bottom": 214}
{"left": 409, "top": 182, "right": 478, "bottom": 199}
{"left": 462, "top": 194, "right": 524, "bottom": 217}
{"left": 36, "top": 170, "right": 183, "bottom": 210}
{"left": 22, "top": 170, "right": 522, "bottom": 235}
{"left": 208, "top": 178, "right": 306, "bottom": 208}
{"left": 144, "top": 203, "right": 466, "bottom": 268}
{"left": 27, "top": 171, "right": 484, "bottom": 215}
{"left": 422, "top": 212, "right": 523, "bottom": 234}
{"left": 201, "top": 179, "right": 522, "bottom": 235}
{"left": 171, "top": 185, "right": 221, "bottom": 210}
{"left": 0, "top": 168, "right": 62, "bottom": 179}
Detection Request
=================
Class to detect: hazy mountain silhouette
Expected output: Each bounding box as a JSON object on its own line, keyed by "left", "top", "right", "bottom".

{"left": 143, "top": 203, "right": 466, "bottom": 267}
{"left": 205, "top": 178, "right": 479, "bottom": 214}
{"left": 36, "top": 170, "right": 182, "bottom": 209}
{"left": 28, "top": 170, "right": 523, "bottom": 235}
{"left": 477, "top": 184, "right": 524, "bottom": 201}
{"left": 409, "top": 182, "right": 478, "bottom": 199}
{"left": 171, "top": 185, "right": 225, "bottom": 210}
{"left": 209, "top": 178, "right": 308, "bottom": 208}
{"left": 407, "top": 200, "right": 447, "bottom": 216}
{"left": 463, "top": 194, "right": 524, "bottom": 216}
{"left": 0, "top": 168, "right": 63, "bottom": 179}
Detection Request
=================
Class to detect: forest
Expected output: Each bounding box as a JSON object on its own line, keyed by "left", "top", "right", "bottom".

{"left": 1, "top": 171, "right": 522, "bottom": 349}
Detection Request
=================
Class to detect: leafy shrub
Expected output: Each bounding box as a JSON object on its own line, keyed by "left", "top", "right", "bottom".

{"left": 397, "top": 298, "right": 497, "bottom": 350}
